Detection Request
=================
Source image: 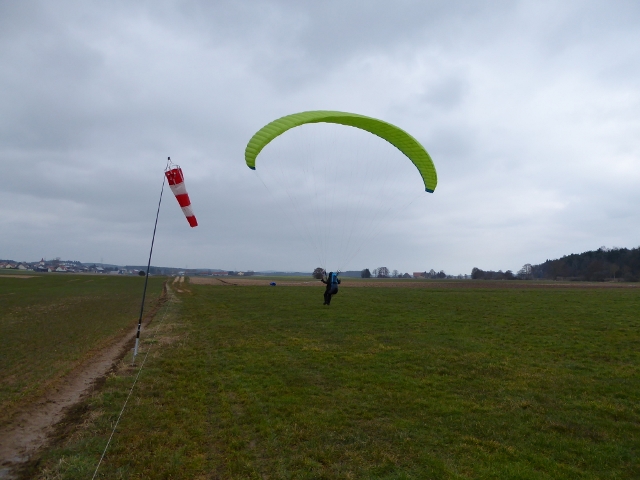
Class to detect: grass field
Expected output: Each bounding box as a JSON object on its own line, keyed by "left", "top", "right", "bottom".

{"left": 26, "top": 279, "right": 640, "bottom": 478}
{"left": 0, "top": 273, "right": 165, "bottom": 426}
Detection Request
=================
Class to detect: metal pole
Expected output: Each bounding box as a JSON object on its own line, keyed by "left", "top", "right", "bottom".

{"left": 133, "top": 160, "right": 168, "bottom": 361}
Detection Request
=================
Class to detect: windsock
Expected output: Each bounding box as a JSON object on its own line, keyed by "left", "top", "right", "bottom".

{"left": 165, "top": 165, "right": 198, "bottom": 227}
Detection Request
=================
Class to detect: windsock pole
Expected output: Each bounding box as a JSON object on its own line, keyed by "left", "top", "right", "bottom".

{"left": 133, "top": 159, "right": 168, "bottom": 362}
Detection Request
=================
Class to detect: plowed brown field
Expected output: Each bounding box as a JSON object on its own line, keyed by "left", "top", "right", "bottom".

{"left": 189, "top": 276, "right": 639, "bottom": 289}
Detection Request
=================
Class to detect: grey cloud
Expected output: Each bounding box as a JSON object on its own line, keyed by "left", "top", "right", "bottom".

{"left": 1, "top": 0, "right": 640, "bottom": 274}
{"left": 419, "top": 77, "right": 467, "bottom": 110}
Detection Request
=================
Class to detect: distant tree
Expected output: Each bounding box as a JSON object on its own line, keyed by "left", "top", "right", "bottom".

{"left": 518, "top": 264, "right": 533, "bottom": 280}
{"left": 392, "top": 269, "right": 399, "bottom": 278}
{"left": 361, "top": 268, "right": 371, "bottom": 278}
{"left": 372, "top": 268, "right": 378, "bottom": 277}
{"left": 377, "top": 267, "right": 390, "bottom": 278}
{"left": 610, "top": 264, "right": 620, "bottom": 279}
{"left": 312, "top": 267, "right": 324, "bottom": 279}
{"left": 138, "top": 270, "right": 146, "bottom": 276}
{"left": 436, "top": 270, "right": 446, "bottom": 279}
{"left": 472, "top": 267, "right": 518, "bottom": 280}
{"left": 402, "top": 273, "right": 411, "bottom": 278}
{"left": 428, "top": 269, "right": 436, "bottom": 279}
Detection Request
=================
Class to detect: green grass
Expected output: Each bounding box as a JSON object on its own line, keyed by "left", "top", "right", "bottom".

{"left": 0, "top": 273, "right": 165, "bottom": 425}
{"left": 33, "top": 283, "right": 640, "bottom": 478}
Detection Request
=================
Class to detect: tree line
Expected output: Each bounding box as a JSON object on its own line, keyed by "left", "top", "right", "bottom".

{"left": 360, "top": 267, "right": 413, "bottom": 278}
{"left": 531, "top": 246, "right": 640, "bottom": 282}
{"left": 312, "top": 267, "right": 452, "bottom": 279}
{"left": 472, "top": 246, "right": 640, "bottom": 282}
{"left": 471, "top": 268, "right": 517, "bottom": 280}
{"left": 312, "top": 267, "right": 414, "bottom": 279}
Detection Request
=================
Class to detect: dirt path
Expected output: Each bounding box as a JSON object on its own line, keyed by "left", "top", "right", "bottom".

{"left": 173, "top": 275, "right": 187, "bottom": 292}
{"left": 0, "top": 287, "right": 167, "bottom": 479}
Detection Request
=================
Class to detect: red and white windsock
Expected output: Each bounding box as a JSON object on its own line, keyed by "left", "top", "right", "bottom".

{"left": 165, "top": 163, "right": 198, "bottom": 227}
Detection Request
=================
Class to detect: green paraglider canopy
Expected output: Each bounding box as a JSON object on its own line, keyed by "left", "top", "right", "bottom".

{"left": 245, "top": 110, "right": 437, "bottom": 192}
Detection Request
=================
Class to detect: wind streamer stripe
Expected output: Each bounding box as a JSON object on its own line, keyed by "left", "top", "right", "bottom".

{"left": 165, "top": 166, "right": 198, "bottom": 227}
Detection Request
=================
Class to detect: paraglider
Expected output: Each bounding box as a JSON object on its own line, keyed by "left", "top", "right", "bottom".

{"left": 165, "top": 161, "right": 198, "bottom": 227}
{"left": 320, "top": 270, "right": 341, "bottom": 305}
{"left": 244, "top": 110, "right": 437, "bottom": 286}
{"left": 245, "top": 110, "right": 437, "bottom": 192}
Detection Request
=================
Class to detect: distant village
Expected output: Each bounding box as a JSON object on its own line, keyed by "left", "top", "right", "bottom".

{"left": 0, "top": 258, "right": 141, "bottom": 274}
{"left": 0, "top": 258, "right": 263, "bottom": 276}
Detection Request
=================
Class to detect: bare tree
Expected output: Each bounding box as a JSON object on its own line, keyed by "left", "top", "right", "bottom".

{"left": 610, "top": 264, "right": 620, "bottom": 279}
{"left": 392, "top": 269, "right": 399, "bottom": 278}
{"left": 517, "top": 264, "right": 533, "bottom": 280}
{"left": 377, "top": 267, "right": 390, "bottom": 278}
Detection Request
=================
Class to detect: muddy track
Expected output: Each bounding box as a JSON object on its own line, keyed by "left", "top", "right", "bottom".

{"left": 0, "top": 283, "right": 169, "bottom": 480}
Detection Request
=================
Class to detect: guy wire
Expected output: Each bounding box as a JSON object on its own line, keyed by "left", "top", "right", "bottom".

{"left": 91, "top": 288, "right": 173, "bottom": 479}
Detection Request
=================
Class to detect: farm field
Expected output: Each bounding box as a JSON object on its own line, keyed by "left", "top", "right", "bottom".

{"left": 27, "top": 279, "right": 640, "bottom": 478}
{"left": 190, "top": 275, "right": 639, "bottom": 289}
{"left": 0, "top": 273, "right": 165, "bottom": 428}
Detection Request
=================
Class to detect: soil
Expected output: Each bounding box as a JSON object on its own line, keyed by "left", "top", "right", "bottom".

{"left": 189, "top": 277, "right": 640, "bottom": 289}
{"left": 0, "top": 284, "right": 167, "bottom": 479}
{"left": 173, "top": 274, "right": 186, "bottom": 292}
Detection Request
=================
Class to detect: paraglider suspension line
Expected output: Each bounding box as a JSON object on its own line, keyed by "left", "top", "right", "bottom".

{"left": 133, "top": 169, "right": 166, "bottom": 361}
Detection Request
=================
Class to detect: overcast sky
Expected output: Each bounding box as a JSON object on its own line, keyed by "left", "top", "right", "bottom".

{"left": 1, "top": 1, "right": 639, "bottom": 274}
